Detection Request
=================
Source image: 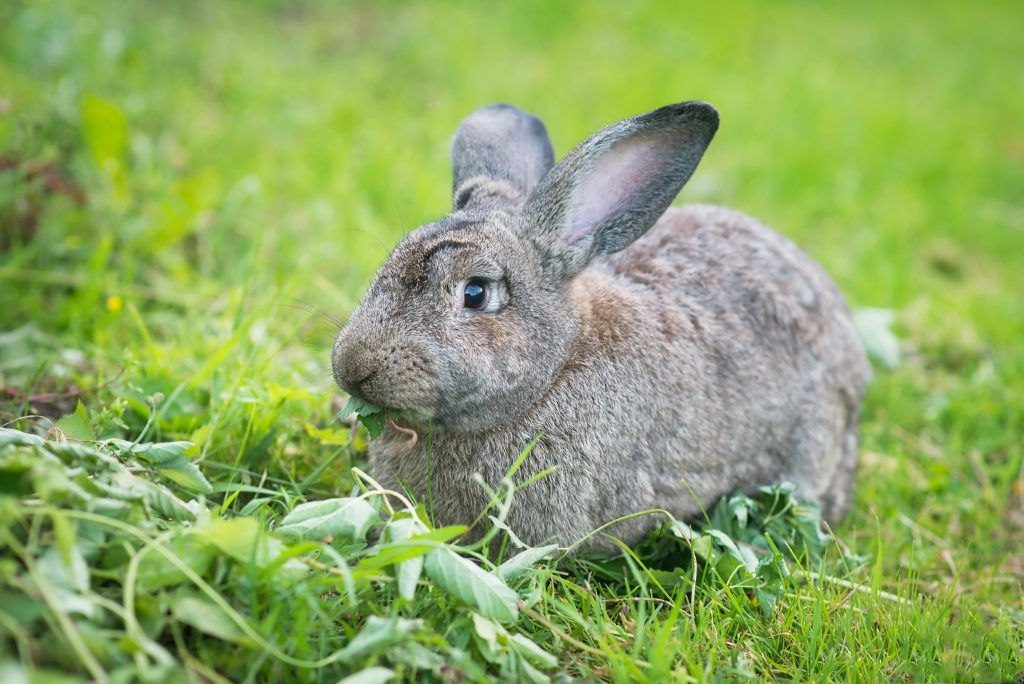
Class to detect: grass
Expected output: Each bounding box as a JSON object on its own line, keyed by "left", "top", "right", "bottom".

{"left": 1, "top": 0, "right": 1022, "bottom": 680}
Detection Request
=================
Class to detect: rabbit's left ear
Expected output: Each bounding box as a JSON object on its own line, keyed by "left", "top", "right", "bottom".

{"left": 524, "top": 102, "right": 719, "bottom": 281}
{"left": 451, "top": 104, "right": 555, "bottom": 212}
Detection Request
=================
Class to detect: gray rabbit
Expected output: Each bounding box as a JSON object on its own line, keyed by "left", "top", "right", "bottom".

{"left": 332, "top": 102, "right": 869, "bottom": 552}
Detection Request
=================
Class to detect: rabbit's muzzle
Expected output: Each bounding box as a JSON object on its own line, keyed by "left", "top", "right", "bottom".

{"left": 332, "top": 327, "right": 437, "bottom": 414}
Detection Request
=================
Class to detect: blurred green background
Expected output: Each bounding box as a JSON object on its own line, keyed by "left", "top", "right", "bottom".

{"left": 1, "top": 0, "right": 1022, "bottom": 678}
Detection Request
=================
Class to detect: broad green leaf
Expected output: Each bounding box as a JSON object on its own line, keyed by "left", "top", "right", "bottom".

{"left": 706, "top": 529, "right": 757, "bottom": 574}
{"left": 135, "top": 534, "right": 216, "bottom": 591}
{"left": 38, "top": 545, "right": 88, "bottom": 593}
{"left": 36, "top": 546, "right": 95, "bottom": 619}
{"left": 354, "top": 524, "right": 468, "bottom": 576}
{"left": 276, "top": 497, "right": 377, "bottom": 543}
{"left": 193, "top": 517, "right": 307, "bottom": 578}
{"left": 690, "top": 533, "right": 713, "bottom": 562}
{"left": 0, "top": 661, "right": 85, "bottom": 684}
{"left": 337, "top": 667, "right": 396, "bottom": 684}
{"left": 0, "top": 591, "right": 46, "bottom": 624}
{"left": 496, "top": 545, "right": 559, "bottom": 581}
{"left": 194, "top": 517, "right": 267, "bottom": 565}
{"left": 853, "top": 308, "right": 900, "bottom": 370}
{"left": 423, "top": 549, "right": 518, "bottom": 623}
{"left": 339, "top": 616, "right": 419, "bottom": 659}
{"left": 383, "top": 516, "right": 426, "bottom": 600}
{"left": 517, "top": 656, "right": 552, "bottom": 684}
{"left": 753, "top": 550, "right": 791, "bottom": 615}
{"left": 472, "top": 614, "right": 500, "bottom": 658}
{"left": 50, "top": 511, "right": 76, "bottom": 567}
{"left": 170, "top": 591, "right": 254, "bottom": 646}
{"left": 509, "top": 633, "right": 558, "bottom": 669}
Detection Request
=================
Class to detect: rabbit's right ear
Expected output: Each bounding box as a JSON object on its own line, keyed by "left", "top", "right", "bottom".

{"left": 451, "top": 104, "right": 556, "bottom": 212}
{"left": 524, "top": 102, "right": 719, "bottom": 282}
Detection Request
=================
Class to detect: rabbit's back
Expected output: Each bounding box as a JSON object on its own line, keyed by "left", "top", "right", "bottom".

{"left": 617, "top": 204, "right": 863, "bottom": 367}
{"left": 597, "top": 203, "right": 869, "bottom": 524}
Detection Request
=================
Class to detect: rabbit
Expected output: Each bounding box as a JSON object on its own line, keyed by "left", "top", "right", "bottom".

{"left": 331, "top": 101, "right": 870, "bottom": 553}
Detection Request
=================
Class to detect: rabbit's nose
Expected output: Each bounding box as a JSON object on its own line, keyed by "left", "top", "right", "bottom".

{"left": 350, "top": 367, "right": 380, "bottom": 392}
{"left": 332, "top": 337, "right": 384, "bottom": 398}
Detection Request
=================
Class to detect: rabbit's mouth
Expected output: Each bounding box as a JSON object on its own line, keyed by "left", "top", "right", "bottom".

{"left": 343, "top": 383, "right": 437, "bottom": 423}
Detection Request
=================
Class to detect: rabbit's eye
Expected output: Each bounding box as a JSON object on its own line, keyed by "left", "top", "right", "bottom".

{"left": 463, "top": 280, "right": 488, "bottom": 309}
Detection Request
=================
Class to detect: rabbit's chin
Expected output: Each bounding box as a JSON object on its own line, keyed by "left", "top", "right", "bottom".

{"left": 426, "top": 394, "right": 536, "bottom": 435}
{"left": 385, "top": 405, "right": 437, "bottom": 429}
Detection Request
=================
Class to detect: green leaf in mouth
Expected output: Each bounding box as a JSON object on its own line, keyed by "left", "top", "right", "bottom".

{"left": 339, "top": 396, "right": 387, "bottom": 439}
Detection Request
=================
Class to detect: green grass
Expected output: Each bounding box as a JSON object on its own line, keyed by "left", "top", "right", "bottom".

{"left": 1, "top": 0, "right": 1022, "bottom": 680}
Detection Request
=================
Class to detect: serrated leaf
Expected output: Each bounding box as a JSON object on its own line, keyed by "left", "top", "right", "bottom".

{"left": 496, "top": 544, "right": 559, "bottom": 581}
{"left": 54, "top": 402, "right": 96, "bottom": 442}
{"left": 423, "top": 549, "right": 518, "bottom": 622}
{"left": 358, "top": 412, "right": 387, "bottom": 439}
{"left": 340, "top": 396, "right": 383, "bottom": 418}
{"left": 0, "top": 427, "right": 44, "bottom": 450}
{"left": 110, "top": 439, "right": 212, "bottom": 494}
{"left": 340, "top": 396, "right": 387, "bottom": 439}
{"left": 104, "top": 470, "right": 197, "bottom": 522}
{"left": 276, "top": 497, "right": 377, "bottom": 543}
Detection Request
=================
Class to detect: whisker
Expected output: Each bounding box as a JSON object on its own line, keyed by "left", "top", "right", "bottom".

{"left": 279, "top": 300, "right": 346, "bottom": 329}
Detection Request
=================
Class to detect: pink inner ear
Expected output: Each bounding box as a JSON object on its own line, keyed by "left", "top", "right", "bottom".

{"left": 567, "top": 134, "right": 668, "bottom": 244}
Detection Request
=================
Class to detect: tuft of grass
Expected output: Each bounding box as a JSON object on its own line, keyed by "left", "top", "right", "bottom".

{"left": 1, "top": 0, "right": 1022, "bottom": 680}
{"left": 5, "top": 425, "right": 978, "bottom": 682}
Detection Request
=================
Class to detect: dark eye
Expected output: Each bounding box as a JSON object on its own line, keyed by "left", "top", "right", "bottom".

{"left": 463, "top": 280, "right": 488, "bottom": 309}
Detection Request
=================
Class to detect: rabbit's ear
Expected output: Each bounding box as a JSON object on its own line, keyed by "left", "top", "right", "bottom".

{"left": 524, "top": 102, "right": 719, "bottom": 281}
{"left": 451, "top": 104, "right": 556, "bottom": 212}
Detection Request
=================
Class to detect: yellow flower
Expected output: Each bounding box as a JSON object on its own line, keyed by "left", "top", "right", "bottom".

{"left": 106, "top": 295, "right": 123, "bottom": 313}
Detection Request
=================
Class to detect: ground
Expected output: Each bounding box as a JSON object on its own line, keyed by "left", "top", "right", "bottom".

{"left": 0, "top": 0, "right": 1022, "bottom": 681}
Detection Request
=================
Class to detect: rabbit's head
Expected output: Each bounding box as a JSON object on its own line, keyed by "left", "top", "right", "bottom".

{"left": 332, "top": 102, "right": 718, "bottom": 432}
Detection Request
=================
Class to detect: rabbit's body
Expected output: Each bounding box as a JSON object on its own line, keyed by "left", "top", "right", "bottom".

{"left": 367, "top": 204, "right": 867, "bottom": 550}
{"left": 334, "top": 102, "right": 869, "bottom": 552}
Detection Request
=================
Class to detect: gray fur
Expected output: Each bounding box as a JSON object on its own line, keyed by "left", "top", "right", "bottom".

{"left": 451, "top": 103, "right": 555, "bottom": 212}
{"left": 332, "top": 102, "right": 870, "bottom": 553}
